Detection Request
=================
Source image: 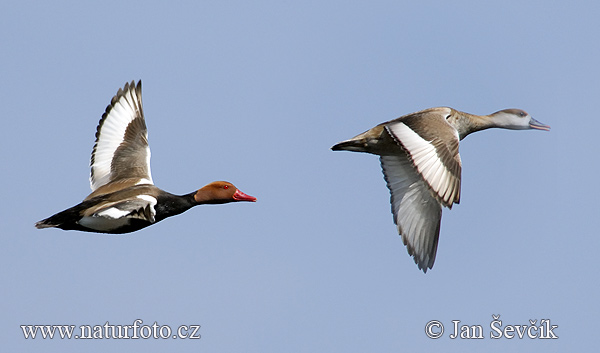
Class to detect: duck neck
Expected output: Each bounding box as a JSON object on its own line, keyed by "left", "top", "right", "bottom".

{"left": 155, "top": 192, "right": 197, "bottom": 221}
{"left": 449, "top": 111, "right": 495, "bottom": 140}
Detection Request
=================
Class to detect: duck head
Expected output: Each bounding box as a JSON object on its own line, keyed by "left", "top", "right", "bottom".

{"left": 194, "top": 181, "right": 257, "bottom": 204}
{"left": 489, "top": 109, "right": 550, "bottom": 131}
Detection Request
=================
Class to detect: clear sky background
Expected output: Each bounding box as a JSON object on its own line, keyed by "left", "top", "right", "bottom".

{"left": 1, "top": 1, "right": 597, "bottom": 352}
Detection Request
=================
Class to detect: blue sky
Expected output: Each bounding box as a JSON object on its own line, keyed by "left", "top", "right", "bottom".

{"left": 1, "top": 1, "right": 597, "bottom": 351}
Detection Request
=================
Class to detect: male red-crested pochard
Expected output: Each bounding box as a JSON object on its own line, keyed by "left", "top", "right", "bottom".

{"left": 36, "top": 80, "right": 256, "bottom": 234}
{"left": 331, "top": 107, "right": 550, "bottom": 273}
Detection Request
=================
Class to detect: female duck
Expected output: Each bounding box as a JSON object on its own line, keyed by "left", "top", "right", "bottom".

{"left": 332, "top": 107, "right": 549, "bottom": 272}
{"left": 36, "top": 80, "right": 256, "bottom": 234}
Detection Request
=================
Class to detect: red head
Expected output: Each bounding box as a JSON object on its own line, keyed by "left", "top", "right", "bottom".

{"left": 194, "top": 181, "right": 256, "bottom": 204}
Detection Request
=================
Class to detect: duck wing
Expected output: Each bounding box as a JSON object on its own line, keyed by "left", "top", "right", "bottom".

{"left": 380, "top": 155, "right": 442, "bottom": 272}
{"left": 89, "top": 80, "right": 153, "bottom": 196}
{"left": 78, "top": 193, "right": 157, "bottom": 232}
{"left": 384, "top": 108, "right": 461, "bottom": 207}
{"left": 379, "top": 108, "right": 463, "bottom": 271}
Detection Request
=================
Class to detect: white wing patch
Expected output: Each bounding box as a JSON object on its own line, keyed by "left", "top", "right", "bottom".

{"left": 90, "top": 85, "right": 152, "bottom": 191}
{"left": 386, "top": 122, "right": 459, "bottom": 206}
{"left": 96, "top": 207, "right": 131, "bottom": 219}
{"left": 380, "top": 155, "right": 442, "bottom": 271}
{"left": 136, "top": 195, "right": 157, "bottom": 223}
{"left": 136, "top": 178, "right": 154, "bottom": 186}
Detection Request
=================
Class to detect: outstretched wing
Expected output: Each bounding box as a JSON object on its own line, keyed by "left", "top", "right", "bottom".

{"left": 380, "top": 109, "right": 462, "bottom": 271}
{"left": 380, "top": 155, "right": 442, "bottom": 272}
{"left": 89, "top": 80, "right": 153, "bottom": 194}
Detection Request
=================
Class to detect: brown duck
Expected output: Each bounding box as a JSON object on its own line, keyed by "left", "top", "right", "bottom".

{"left": 332, "top": 107, "right": 550, "bottom": 272}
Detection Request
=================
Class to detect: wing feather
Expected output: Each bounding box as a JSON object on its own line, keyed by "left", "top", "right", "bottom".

{"left": 90, "top": 80, "right": 153, "bottom": 192}
{"left": 380, "top": 155, "right": 442, "bottom": 272}
{"left": 385, "top": 119, "right": 461, "bottom": 208}
{"left": 78, "top": 195, "right": 157, "bottom": 232}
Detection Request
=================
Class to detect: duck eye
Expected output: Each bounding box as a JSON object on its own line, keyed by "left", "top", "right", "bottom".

{"left": 519, "top": 111, "right": 526, "bottom": 117}
{"left": 223, "top": 185, "right": 229, "bottom": 189}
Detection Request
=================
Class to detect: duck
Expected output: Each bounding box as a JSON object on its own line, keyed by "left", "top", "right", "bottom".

{"left": 331, "top": 107, "right": 550, "bottom": 273}
{"left": 36, "top": 80, "right": 256, "bottom": 234}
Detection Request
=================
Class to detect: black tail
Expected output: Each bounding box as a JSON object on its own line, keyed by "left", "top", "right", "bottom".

{"left": 35, "top": 204, "right": 84, "bottom": 230}
{"left": 331, "top": 139, "right": 368, "bottom": 152}
{"left": 35, "top": 219, "right": 57, "bottom": 229}
{"left": 35, "top": 213, "right": 65, "bottom": 229}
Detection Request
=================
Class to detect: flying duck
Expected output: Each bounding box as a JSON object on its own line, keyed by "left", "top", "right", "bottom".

{"left": 331, "top": 107, "right": 550, "bottom": 272}
{"left": 36, "top": 80, "right": 256, "bottom": 234}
